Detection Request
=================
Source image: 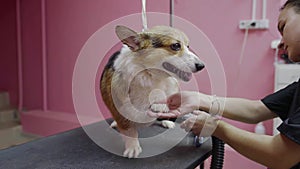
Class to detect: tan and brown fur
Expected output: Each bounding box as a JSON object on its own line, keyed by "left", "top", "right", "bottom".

{"left": 100, "top": 25, "right": 204, "bottom": 158}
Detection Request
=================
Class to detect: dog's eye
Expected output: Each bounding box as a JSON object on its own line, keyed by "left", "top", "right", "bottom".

{"left": 170, "top": 43, "right": 181, "bottom": 51}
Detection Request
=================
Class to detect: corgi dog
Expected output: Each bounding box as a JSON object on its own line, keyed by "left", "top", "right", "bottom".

{"left": 100, "top": 25, "right": 205, "bottom": 158}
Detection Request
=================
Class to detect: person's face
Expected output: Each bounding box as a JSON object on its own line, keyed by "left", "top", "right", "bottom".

{"left": 278, "top": 6, "right": 300, "bottom": 62}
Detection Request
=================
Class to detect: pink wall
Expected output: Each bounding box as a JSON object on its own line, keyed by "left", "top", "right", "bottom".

{"left": 175, "top": 0, "right": 281, "bottom": 98}
{"left": 21, "top": 0, "right": 43, "bottom": 110}
{"left": 0, "top": 1, "right": 286, "bottom": 167}
{"left": 173, "top": 0, "right": 282, "bottom": 134}
{"left": 41, "top": 0, "right": 170, "bottom": 114}
{"left": 1, "top": 0, "right": 284, "bottom": 134}
{"left": 0, "top": 0, "right": 18, "bottom": 106}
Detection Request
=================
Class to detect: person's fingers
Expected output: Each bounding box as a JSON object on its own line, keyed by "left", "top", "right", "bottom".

{"left": 146, "top": 110, "right": 160, "bottom": 118}
{"left": 157, "top": 112, "right": 177, "bottom": 118}
{"left": 180, "top": 121, "right": 190, "bottom": 132}
{"left": 180, "top": 120, "right": 187, "bottom": 128}
{"left": 147, "top": 106, "right": 184, "bottom": 119}
{"left": 175, "top": 104, "right": 195, "bottom": 116}
{"left": 187, "top": 121, "right": 194, "bottom": 130}
{"left": 192, "top": 110, "right": 202, "bottom": 115}
{"left": 168, "top": 110, "right": 181, "bottom": 116}
{"left": 192, "top": 110, "right": 209, "bottom": 116}
{"left": 193, "top": 110, "right": 211, "bottom": 121}
{"left": 180, "top": 118, "right": 194, "bottom": 130}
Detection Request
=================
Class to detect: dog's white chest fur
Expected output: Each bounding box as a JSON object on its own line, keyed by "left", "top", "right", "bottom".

{"left": 111, "top": 49, "right": 179, "bottom": 124}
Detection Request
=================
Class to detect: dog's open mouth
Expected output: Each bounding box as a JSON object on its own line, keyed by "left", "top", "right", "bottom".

{"left": 162, "top": 62, "right": 192, "bottom": 81}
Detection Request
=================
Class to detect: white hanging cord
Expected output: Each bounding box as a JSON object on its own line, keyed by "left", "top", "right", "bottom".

{"left": 142, "top": 0, "right": 148, "bottom": 31}
{"left": 252, "top": 0, "right": 257, "bottom": 20}
{"left": 262, "top": 0, "right": 267, "bottom": 20}
{"left": 234, "top": 28, "right": 249, "bottom": 95}
{"left": 170, "top": 0, "right": 174, "bottom": 27}
{"left": 239, "top": 28, "right": 249, "bottom": 66}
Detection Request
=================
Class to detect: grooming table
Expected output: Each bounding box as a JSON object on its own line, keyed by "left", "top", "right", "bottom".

{"left": 0, "top": 119, "right": 212, "bottom": 169}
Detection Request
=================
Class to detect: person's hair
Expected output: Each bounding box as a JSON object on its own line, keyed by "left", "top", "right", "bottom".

{"left": 281, "top": 0, "right": 300, "bottom": 13}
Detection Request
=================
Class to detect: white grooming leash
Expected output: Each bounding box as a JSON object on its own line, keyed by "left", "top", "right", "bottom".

{"left": 142, "top": 0, "right": 148, "bottom": 31}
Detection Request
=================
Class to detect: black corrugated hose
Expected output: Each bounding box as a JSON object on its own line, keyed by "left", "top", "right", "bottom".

{"left": 210, "top": 136, "right": 225, "bottom": 169}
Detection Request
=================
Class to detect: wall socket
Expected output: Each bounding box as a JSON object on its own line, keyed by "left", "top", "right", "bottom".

{"left": 239, "top": 19, "right": 269, "bottom": 29}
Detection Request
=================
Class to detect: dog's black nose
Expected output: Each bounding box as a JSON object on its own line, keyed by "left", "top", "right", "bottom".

{"left": 195, "top": 63, "right": 205, "bottom": 71}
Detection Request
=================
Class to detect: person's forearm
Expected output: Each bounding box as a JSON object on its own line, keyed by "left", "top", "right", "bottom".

{"left": 198, "top": 93, "right": 276, "bottom": 123}
{"left": 220, "top": 97, "right": 275, "bottom": 123}
{"left": 213, "top": 121, "right": 296, "bottom": 169}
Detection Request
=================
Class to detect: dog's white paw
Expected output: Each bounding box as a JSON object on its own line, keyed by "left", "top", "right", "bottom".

{"left": 150, "top": 103, "right": 169, "bottom": 113}
{"left": 123, "top": 139, "right": 142, "bottom": 158}
{"left": 161, "top": 120, "right": 175, "bottom": 129}
{"left": 110, "top": 121, "right": 117, "bottom": 128}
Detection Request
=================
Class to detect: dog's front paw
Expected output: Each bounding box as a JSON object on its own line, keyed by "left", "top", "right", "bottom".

{"left": 124, "top": 139, "right": 142, "bottom": 158}
{"left": 161, "top": 120, "right": 176, "bottom": 129}
{"left": 110, "top": 120, "right": 118, "bottom": 128}
{"left": 150, "top": 103, "right": 169, "bottom": 113}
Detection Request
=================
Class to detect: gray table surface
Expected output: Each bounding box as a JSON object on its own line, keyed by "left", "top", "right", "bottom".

{"left": 0, "top": 119, "right": 212, "bottom": 169}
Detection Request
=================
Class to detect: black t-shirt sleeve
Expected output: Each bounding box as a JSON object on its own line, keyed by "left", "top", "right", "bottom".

{"left": 261, "top": 80, "right": 300, "bottom": 147}
{"left": 277, "top": 108, "right": 300, "bottom": 145}
{"left": 261, "top": 82, "right": 298, "bottom": 120}
{"left": 262, "top": 81, "right": 300, "bottom": 168}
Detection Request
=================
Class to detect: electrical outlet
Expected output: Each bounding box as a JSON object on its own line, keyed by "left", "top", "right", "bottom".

{"left": 239, "top": 19, "right": 269, "bottom": 29}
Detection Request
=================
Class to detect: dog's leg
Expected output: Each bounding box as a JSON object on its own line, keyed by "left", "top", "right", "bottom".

{"left": 110, "top": 120, "right": 118, "bottom": 128}
{"left": 119, "top": 128, "right": 142, "bottom": 158}
{"left": 161, "top": 120, "right": 176, "bottom": 128}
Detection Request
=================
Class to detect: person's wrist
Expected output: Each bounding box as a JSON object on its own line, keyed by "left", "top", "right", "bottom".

{"left": 212, "top": 119, "right": 224, "bottom": 137}
{"left": 198, "top": 93, "right": 212, "bottom": 112}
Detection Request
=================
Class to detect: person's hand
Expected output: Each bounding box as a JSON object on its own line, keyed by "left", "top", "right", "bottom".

{"left": 167, "top": 91, "right": 202, "bottom": 114}
{"left": 147, "top": 91, "right": 210, "bottom": 118}
{"left": 147, "top": 91, "right": 201, "bottom": 118}
{"left": 180, "top": 110, "right": 219, "bottom": 137}
{"left": 146, "top": 103, "right": 181, "bottom": 118}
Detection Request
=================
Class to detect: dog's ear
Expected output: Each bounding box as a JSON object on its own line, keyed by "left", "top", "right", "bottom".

{"left": 115, "top": 25, "right": 140, "bottom": 51}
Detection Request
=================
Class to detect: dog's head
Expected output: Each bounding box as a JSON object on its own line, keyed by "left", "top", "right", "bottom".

{"left": 115, "top": 25, "right": 205, "bottom": 82}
